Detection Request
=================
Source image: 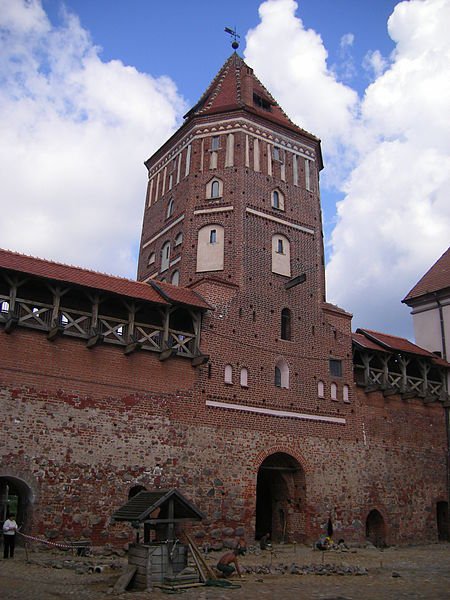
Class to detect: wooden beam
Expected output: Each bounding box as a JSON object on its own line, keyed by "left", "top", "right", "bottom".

{"left": 124, "top": 341, "right": 142, "bottom": 355}
{"left": 284, "top": 273, "right": 306, "bottom": 290}
{"left": 159, "top": 347, "right": 177, "bottom": 361}
{"left": 191, "top": 354, "right": 209, "bottom": 367}
{"left": 87, "top": 332, "right": 104, "bottom": 348}
{"left": 47, "top": 324, "right": 65, "bottom": 341}
{"left": 4, "top": 314, "right": 19, "bottom": 334}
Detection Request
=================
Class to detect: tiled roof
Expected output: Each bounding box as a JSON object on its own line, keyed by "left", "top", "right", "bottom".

{"left": 184, "top": 53, "right": 319, "bottom": 143}
{"left": 354, "top": 328, "right": 449, "bottom": 366}
{"left": 0, "top": 249, "right": 209, "bottom": 310}
{"left": 403, "top": 247, "right": 450, "bottom": 302}
{"left": 149, "top": 280, "right": 212, "bottom": 311}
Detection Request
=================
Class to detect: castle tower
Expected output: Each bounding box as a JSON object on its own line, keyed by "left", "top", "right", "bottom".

{"left": 137, "top": 52, "right": 354, "bottom": 541}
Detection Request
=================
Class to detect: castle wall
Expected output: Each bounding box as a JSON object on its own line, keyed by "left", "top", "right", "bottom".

{"left": 1, "top": 327, "right": 446, "bottom": 547}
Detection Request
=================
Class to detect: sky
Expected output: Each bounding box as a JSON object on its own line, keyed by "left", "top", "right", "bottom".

{"left": 0, "top": 0, "right": 449, "bottom": 340}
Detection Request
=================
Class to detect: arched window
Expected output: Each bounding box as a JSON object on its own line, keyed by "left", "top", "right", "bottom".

{"left": 161, "top": 241, "right": 171, "bottom": 272}
{"left": 174, "top": 232, "right": 183, "bottom": 247}
{"left": 171, "top": 270, "right": 180, "bottom": 286}
{"left": 275, "top": 358, "right": 289, "bottom": 389}
{"left": 224, "top": 364, "right": 233, "bottom": 384}
{"left": 343, "top": 384, "right": 350, "bottom": 403}
{"left": 148, "top": 252, "right": 156, "bottom": 265}
{"left": 281, "top": 308, "right": 291, "bottom": 340}
{"left": 166, "top": 198, "right": 174, "bottom": 219}
{"left": 240, "top": 368, "right": 248, "bottom": 387}
{"left": 211, "top": 180, "right": 220, "bottom": 198}
{"left": 331, "top": 383, "right": 338, "bottom": 401}
{"left": 272, "top": 235, "right": 291, "bottom": 277}
{"left": 272, "top": 189, "right": 284, "bottom": 211}
{"left": 207, "top": 177, "right": 223, "bottom": 199}
{"left": 318, "top": 380, "right": 325, "bottom": 398}
{"left": 196, "top": 225, "right": 224, "bottom": 272}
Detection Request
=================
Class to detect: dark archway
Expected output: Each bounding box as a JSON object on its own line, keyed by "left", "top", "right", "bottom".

{"left": 0, "top": 476, "right": 33, "bottom": 532}
{"left": 436, "top": 501, "right": 449, "bottom": 541}
{"left": 255, "top": 452, "right": 305, "bottom": 543}
{"left": 366, "top": 509, "right": 386, "bottom": 547}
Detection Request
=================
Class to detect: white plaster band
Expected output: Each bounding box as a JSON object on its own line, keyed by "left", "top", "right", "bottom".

{"left": 194, "top": 206, "right": 234, "bottom": 216}
{"left": 246, "top": 208, "right": 314, "bottom": 235}
{"left": 142, "top": 215, "right": 185, "bottom": 248}
{"left": 206, "top": 399, "right": 346, "bottom": 424}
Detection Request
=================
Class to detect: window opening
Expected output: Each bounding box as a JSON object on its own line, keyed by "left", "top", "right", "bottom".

{"left": 277, "top": 239, "right": 284, "bottom": 254}
{"left": 1, "top": 301, "right": 9, "bottom": 313}
{"left": 281, "top": 308, "right": 291, "bottom": 340}
{"left": 253, "top": 93, "right": 271, "bottom": 111}
{"left": 211, "top": 180, "right": 220, "bottom": 198}
{"left": 171, "top": 270, "right": 180, "bottom": 286}
{"left": 240, "top": 368, "right": 248, "bottom": 387}
{"left": 343, "top": 384, "right": 350, "bottom": 403}
{"left": 331, "top": 383, "right": 337, "bottom": 400}
{"left": 209, "top": 229, "right": 217, "bottom": 244}
{"left": 318, "top": 380, "right": 325, "bottom": 398}
{"left": 329, "top": 359, "right": 342, "bottom": 377}
{"left": 273, "top": 190, "right": 280, "bottom": 209}
{"left": 275, "top": 366, "right": 282, "bottom": 388}
{"left": 166, "top": 198, "right": 174, "bottom": 219}
{"left": 211, "top": 136, "right": 220, "bottom": 151}
{"left": 174, "top": 232, "right": 183, "bottom": 246}
{"left": 224, "top": 364, "right": 233, "bottom": 384}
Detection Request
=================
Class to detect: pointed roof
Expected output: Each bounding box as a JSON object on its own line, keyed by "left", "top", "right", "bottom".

{"left": 184, "top": 53, "right": 319, "bottom": 143}
{"left": 403, "top": 247, "right": 450, "bottom": 303}
{"left": 110, "top": 489, "right": 204, "bottom": 523}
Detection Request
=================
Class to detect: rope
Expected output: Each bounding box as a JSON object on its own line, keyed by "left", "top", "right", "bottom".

{"left": 17, "top": 531, "right": 87, "bottom": 550}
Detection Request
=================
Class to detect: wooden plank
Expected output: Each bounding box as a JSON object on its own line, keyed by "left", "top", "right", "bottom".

{"left": 188, "top": 543, "right": 206, "bottom": 583}
{"left": 113, "top": 566, "right": 137, "bottom": 595}
{"left": 186, "top": 534, "right": 217, "bottom": 580}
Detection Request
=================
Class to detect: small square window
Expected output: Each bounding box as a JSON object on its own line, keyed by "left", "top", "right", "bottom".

{"left": 329, "top": 359, "right": 342, "bottom": 377}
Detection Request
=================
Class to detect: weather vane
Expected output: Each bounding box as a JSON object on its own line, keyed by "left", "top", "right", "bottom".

{"left": 224, "top": 27, "right": 240, "bottom": 50}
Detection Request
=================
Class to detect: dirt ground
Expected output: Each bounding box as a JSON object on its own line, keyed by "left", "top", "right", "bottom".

{"left": 2, "top": 542, "right": 450, "bottom": 599}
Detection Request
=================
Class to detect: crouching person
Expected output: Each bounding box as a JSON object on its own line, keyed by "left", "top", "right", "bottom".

{"left": 216, "top": 543, "right": 246, "bottom": 578}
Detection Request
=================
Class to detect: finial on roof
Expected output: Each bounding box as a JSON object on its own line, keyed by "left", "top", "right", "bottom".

{"left": 224, "top": 26, "right": 240, "bottom": 50}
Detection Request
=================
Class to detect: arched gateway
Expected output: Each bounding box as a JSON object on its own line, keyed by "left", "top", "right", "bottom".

{"left": 0, "top": 475, "right": 34, "bottom": 531}
{"left": 255, "top": 452, "right": 306, "bottom": 543}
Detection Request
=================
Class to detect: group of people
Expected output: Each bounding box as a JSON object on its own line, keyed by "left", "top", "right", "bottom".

{"left": 2, "top": 514, "right": 19, "bottom": 559}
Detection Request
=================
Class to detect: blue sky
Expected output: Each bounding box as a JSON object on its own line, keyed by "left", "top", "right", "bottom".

{"left": 1, "top": 0, "right": 449, "bottom": 340}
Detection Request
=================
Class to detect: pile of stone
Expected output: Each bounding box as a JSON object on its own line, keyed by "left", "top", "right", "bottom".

{"left": 242, "top": 562, "right": 368, "bottom": 576}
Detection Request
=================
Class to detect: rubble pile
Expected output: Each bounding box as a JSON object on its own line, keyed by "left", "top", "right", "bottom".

{"left": 243, "top": 562, "right": 368, "bottom": 576}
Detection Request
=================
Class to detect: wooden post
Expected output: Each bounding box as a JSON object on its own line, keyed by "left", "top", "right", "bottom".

{"left": 146, "top": 547, "right": 153, "bottom": 591}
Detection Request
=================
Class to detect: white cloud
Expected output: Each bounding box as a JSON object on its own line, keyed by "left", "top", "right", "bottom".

{"left": 0, "top": 0, "right": 186, "bottom": 277}
{"left": 327, "top": 0, "right": 450, "bottom": 338}
{"left": 244, "top": 0, "right": 358, "bottom": 161}
{"left": 340, "top": 33, "right": 354, "bottom": 49}
{"left": 363, "top": 49, "right": 387, "bottom": 79}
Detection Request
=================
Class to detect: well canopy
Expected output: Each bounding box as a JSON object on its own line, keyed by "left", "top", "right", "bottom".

{"left": 111, "top": 489, "right": 204, "bottom": 523}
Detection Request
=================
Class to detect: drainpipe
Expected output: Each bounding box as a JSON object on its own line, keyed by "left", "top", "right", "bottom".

{"left": 434, "top": 293, "right": 447, "bottom": 361}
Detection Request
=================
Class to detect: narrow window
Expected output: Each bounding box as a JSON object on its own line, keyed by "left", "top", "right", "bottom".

{"left": 210, "top": 229, "right": 217, "bottom": 244}
{"left": 1, "top": 300, "right": 9, "bottom": 313}
{"left": 275, "top": 359, "right": 289, "bottom": 389}
{"left": 166, "top": 198, "right": 174, "bottom": 219}
{"left": 240, "top": 368, "right": 248, "bottom": 387}
{"left": 161, "top": 241, "right": 171, "bottom": 272}
{"left": 343, "top": 384, "right": 350, "bottom": 403}
{"left": 281, "top": 308, "right": 291, "bottom": 340}
{"left": 275, "top": 366, "right": 282, "bottom": 388}
{"left": 305, "top": 158, "right": 311, "bottom": 191}
{"left": 211, "top": 180, "right": 220, "bottom": 198}
{"left": 277, "top": 239, "right": 284, "bottom": 254}
{"left": 174, "top": 232, "right": 183, "bottom": 247}
{"left": 329, "top": 359, "right": 342, "bottom": 377}
{"left": 272, "top": 190, "right": 280, "bottom": 209}
{"left": 168, "top": 173, "right": 173, "bottom": 191}
{"left": 318, "top": 380, "right": 325, "bottom": 398}
{"left": 211, "top": 136, "right": 220, "bottom": 151}
{"left": 224, "top": 364, "right": 233, "bottom": 384}
{"left": 171, "top": 270, "right": 180, "bottom": 286}
{"left": 148, "top": 252, "right": 156, "bottom": 265}
{"left": 273, "top": 146, "right": 281, "bottom": 161}
{"left": 331, "top": 382, "right": 338, "bottom": 401}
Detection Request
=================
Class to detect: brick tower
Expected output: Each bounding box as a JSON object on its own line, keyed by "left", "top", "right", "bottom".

{"left": 137, "top": 52, "right": 355, "bottom": 542}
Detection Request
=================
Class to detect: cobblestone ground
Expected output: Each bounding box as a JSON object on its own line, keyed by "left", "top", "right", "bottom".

{"left": 2, "top": 543, "right": 450, "bottom": 599}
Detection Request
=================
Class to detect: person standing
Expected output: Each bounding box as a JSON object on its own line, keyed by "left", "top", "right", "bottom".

{"left": 3, "top": 514, "right": 18, "bottom": 558}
